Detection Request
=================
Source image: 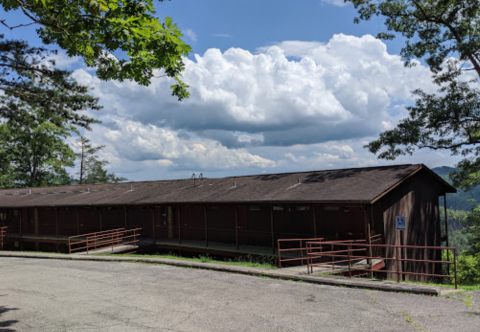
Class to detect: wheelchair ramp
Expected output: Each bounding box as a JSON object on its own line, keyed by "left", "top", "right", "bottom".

{"left": 69, "top": 228, "right": 142, "bottom": 255}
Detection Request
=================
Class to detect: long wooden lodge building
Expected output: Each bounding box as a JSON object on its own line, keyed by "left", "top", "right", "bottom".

{"left": 0, "top": 164, "right": 455, "bottom": 276}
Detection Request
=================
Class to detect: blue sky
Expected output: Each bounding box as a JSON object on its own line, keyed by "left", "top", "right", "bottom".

{"left": 158, "top": 0, "right": 401, "bottom": 55}
{"left": 0, "top": 1, "right": 460, "bottom": 181}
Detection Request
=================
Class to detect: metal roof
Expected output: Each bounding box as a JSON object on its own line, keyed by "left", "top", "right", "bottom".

{"left": 0, "top": 164, "right": 456, "bottom": 208}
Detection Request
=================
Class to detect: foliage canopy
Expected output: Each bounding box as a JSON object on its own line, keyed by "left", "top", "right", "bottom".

{"left": 0, "top": 36, "right": 104, "bottom": 188}
{"left": 347, "top": 0, "right": 480, "bottom": 189}
{"left": 0, "top": 109, "right": 76, "bottom": 188}
{"left": 0, "top": 35, "right": 102, "bottom": 128}
{"left": 0, "top": 0, "right": 191, "bottom": 100}
{"left": 347, "top": 0, "right": 480, "bottom": 77}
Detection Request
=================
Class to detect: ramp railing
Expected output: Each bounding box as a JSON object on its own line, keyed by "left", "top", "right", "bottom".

{"left": 306, "top": 241, "right": 457, "bottom": 288}
{"left": 277, "top": 238, "right": 369, "bottom": 268}
{"left": 0, "top": 226, "right": 6, "bottom": 250}
{"left": 68, "top": 228, "right": 141, "bottom": 254}
{"left": 277, "top": 238, "right": 326, "bottom": 268}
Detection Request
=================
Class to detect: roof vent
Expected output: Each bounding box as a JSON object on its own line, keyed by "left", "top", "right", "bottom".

{"left": 199, "top": 173, "right": 204, "bottom": 185}
{"left": 28, "top": 189, "right": 31, "bottom": 195}
{"left": 130, "top": 185, "right": 134, "bottom": 191}
{"left": 233, "top": 181, "right": 236, "bottom": 188}
{"left": 15, "top": 190, "right": 18, "bottom": 195}
{"left": 192, "top": 173, "right": 196, "bottom": 187}
{"left": 297, "top": 178, "right": 301, "bottom": 185}
{"left": 87, "top": 188, "right": 91, "bottom": 193}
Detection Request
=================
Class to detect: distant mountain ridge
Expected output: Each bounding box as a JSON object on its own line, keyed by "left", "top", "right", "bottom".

{"left": 432, "top": 166, "right": 480, "bottom": 211}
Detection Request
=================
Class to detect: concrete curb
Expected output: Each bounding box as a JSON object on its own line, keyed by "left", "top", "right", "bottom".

{"left": 0, "top": 251, "right": 460, "bottom": 296}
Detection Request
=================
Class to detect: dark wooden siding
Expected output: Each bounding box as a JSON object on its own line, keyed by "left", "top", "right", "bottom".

{"left": 0, "top": 208, "right": 21, "bottom": 237}
{"left": 127, "top": 207, "right": 152, "bottom": 238}
{"left": 103, "top": 207, "right": 125, "bottom": 231}
{"left": 380, "top": 171, "right": 443, "bottom": 280}
{"left": 58, "top": 208, "right": 78, "bottom": 236}
{"left": 79, "top": 208, "right": 102, "bottom": 235}
{"left": 37, "top": 208, "right": 56, "bottom": 236}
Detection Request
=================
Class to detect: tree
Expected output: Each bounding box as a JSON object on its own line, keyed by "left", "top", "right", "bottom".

{"left": 439, "top": 208, "right": 471, "bottom": 252}
{"left": 0, "top": 146, "right": 15, "bottom": 188}
{"left": 348, "top": 0, "right": 480, "bottom": 261}
{"left": 0, "top": 35, "right": 102, "bottom": 128}
{"left": 74, "top": 136, "right": 104, "bottom": 184}
{"left": 346, "top": 0, "right": 480, "bottom": 189}
{"left": 0, "top": 37, "right": 101, "bottom": 188}
{"left": 0, "top": 0, "right": 191, "bottom": 100}
{"left": 347, "top": 0, "right": 480, "bottom": 76}
{"left": 0, "top": 109, "right": 76, "bottom": 187}
{"left": 463, "top": 207, "right": 480, "bottom": 254}
{"left": 74, "top": 135, "right": 127, "bottom": 184}
{"left": 84, "top": 160, "right": 127, "bottom": 184}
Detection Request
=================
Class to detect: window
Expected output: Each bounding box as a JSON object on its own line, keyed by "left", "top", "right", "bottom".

{"left": 296, "top": 206, "right": 310, "bottom": 211}
{"left": 324, "top": 206, "right": 340, "bottom": 212}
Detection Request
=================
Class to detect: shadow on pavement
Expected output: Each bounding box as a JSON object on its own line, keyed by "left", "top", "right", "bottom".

{"left": 0, "top": 305, "right": 19, "bottom": 332}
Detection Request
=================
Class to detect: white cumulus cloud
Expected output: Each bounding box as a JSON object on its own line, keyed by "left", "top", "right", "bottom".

{"left": 69, "top": 34, "right": 450, "bottom": 179}
{"left": 319, "top": 0, "right": 349, "bottom": 7}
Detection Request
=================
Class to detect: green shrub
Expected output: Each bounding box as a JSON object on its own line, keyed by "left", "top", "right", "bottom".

{"left": 442, "top": 250, "right": 480, "bottom": 286}
{"left": 456, "top": 252, "right": 480, "bottom": 285}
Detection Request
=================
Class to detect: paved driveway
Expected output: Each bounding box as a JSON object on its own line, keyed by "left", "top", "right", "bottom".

{"left": 0, "top": 257, "right": 479, "bottom": 332}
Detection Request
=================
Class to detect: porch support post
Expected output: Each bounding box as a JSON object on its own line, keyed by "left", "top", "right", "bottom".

{"left": 235, "top": 205, "right": 239, "bottom": 250}
{"left": 271, "top": 206, "right": 275, "bottom": 254}
{"left": 204, "top": 205, "right": 208, "bottom": 247}
{"left": 99, "top": 207, "right": 103, "bottom": 232}
{"left": 363, "top": 206, "right": 369, "bottom": 242}
{"left": 34, "top": 208, "right": 39, "bottom": 237}
{"left": 444, "top": 195, "right": 450, "bottom": 264}
{"left": 76, "top": 208, "right": 80, "bottom": 235}
{"left": 19, "top": 209, "right": 22, "bottom": 236}
{"left": 19, "top": 209, "right": 23, "bottom": 250}
{"left": 312, "top": 204, "right": 317, "bottom": 238}
{"left": 152, "top": 207, "right": 155, "bottom": 242}
{"left": 364, "top": 206, "right": 373, "bottom": 278}
{"left": 55, "top": 208, "right": 59, "bottom": 238}
{"left": 124, "top": 207, "right": 127, "bottom": 229}
{"left": 178, "top": 206, "right": 181, "bottom": 244}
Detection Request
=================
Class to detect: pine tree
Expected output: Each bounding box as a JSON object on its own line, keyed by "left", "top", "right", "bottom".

{"left": 74, "top": 136, "right": 127, "bottom": 184}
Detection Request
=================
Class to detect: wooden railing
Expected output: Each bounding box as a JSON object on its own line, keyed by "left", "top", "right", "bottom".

{"left": 0, "top": 226, "right": 6, "bottom": 250}
{"left": 306, "top": 240, "right": 457, "bottom": 288}
{"left": 277, "top": 238, "right": 325, "bottom": 268}
{"left": 68, "top": 228, "right": 141, "bottom": 254}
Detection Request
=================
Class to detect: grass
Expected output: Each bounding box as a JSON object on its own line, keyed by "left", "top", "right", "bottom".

{"left": 6, "top": 249, "right": 278, "bottom": 269}
{"left": 393, "top": 279, "right": 480, "bottom": 292}
{"left": 313, "top": 272, "right": 480, "bottom": 293}
{"left": 446, "top": 294, "right": 474, "bottom": 308}
{"left": 95, "top": 252, "right": 278, "bottom": 269}
{"left": 400, "top": 311, "right": 428, "bottom": 331}
{"left": 461, "top": 295, "right": 474, "bottom": 308}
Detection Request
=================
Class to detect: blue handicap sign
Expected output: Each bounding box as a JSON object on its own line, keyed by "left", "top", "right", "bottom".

{"left": 396, "top": 216, "right": 406, "bottom": 231}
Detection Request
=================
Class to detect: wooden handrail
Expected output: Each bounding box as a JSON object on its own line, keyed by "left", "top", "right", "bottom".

{"left": 69, "top": 228, "right": 141, "bottom": 254}
{"left": 306, "top": 240, "right": 457, "bottom": 289}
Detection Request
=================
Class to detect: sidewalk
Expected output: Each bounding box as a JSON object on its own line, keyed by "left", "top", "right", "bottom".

{"left": 0, "top": 251, "right": 460, "bottom": 296}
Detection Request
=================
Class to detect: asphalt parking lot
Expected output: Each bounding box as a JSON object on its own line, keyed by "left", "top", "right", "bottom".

{"left": 1, "top": 257, "right": 479, "bottom": 332}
